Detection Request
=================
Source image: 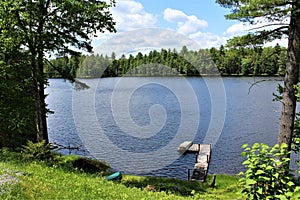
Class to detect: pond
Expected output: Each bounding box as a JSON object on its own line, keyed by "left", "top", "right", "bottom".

{"left": 46, "top": 76, "right": 299, "bottom": 180}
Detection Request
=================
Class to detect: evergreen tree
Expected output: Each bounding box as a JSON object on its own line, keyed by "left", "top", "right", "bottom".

{"left": 217, "top": 0, "right": 300, "bottom": 164}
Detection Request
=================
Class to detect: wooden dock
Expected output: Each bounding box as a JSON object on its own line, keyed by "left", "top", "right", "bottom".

{"left": 178, "top": 142, "right": 211, "bottom": 182}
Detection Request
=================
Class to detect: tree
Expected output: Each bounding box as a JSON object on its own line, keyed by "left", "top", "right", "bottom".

{"left": 0, "top": 3, "right": 37, "bottom": 148}
{"left": 0, "top": 0, "right": 116, "bottom": 143}
{"left": 216, "top": 0, "right": 300, "bottom": 161}
{"left": 0, "top": 24, "right": 36, "bottom": 147}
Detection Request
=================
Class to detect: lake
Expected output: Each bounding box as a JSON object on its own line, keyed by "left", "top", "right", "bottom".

{"left": 46, "top": 76, "right": 299, "bottom": 180}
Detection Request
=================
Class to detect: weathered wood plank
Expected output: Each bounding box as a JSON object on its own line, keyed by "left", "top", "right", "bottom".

{"left": 187, "top": 144, "right": 199, "bottom": 152}
{"left": 178, "top": 142, "right": 211, "bottom": 181}
{"left": 177, "top": 141, "right": 193, "bottom": 154}
{"left": 181, "top": 143, "right": 211, "bottom": 182}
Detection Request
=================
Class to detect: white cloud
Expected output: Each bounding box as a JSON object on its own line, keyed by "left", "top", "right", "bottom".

{"left": 223, "top": 23, "right": 247, "bottom": 36}
{"left": 189, "top": 32, "right": 228, "bottom": 49}
{"left": 92, "top": 1, "right": 289, "bottom": 51}
{"left": 223, "top": 17, "right": 289, "bottom": 46}
{"left": 111, "top": 0, "right": 157, "bottom": 32}
{"left": 163, "top": 8, "right": 187, "bottom": 23}
{"left": 163, "top": 8, "right": 208, "bottom": 35}
{"left": 94, "top": 28, "right": 201, "bottom": 56}
{"left": 163, "top": 8, "right": 225, "bottom": 48}
{"left": 177, "top": 15, "right": 208, "bottom": 35}
{"left": 93, "top": 3, "right": 224, "bottom": 50}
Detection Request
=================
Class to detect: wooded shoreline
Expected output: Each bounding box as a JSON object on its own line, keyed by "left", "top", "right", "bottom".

{"left": 47, "top": 45, "right": 287, "bottom": 79}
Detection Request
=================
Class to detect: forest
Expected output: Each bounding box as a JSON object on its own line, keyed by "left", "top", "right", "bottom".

{"left": 46, "top": 44, "right": 287, "bottom": 78}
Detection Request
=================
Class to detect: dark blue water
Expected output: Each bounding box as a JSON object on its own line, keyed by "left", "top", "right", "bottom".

{"left": 46, "top": 77, "right": 299, "bottom": 180}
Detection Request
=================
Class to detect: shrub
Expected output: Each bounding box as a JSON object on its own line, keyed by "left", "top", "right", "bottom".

{"left": 239, "top": 143, "right": 299, "bottom": 199}
{"left": 21, "top": 140, "right": 52, "bottom": 161}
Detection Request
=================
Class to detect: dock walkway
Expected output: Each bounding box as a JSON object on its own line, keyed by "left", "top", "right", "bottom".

{"left": 178, "top": 142, "right": 211, "bottom": 182}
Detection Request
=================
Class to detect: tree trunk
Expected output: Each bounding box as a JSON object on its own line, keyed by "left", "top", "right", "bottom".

{"left": 38, "top": 53, "right": 49, "bottom": 143}
{"left": 31, "top": 57, "right": 48, "bottom": 143}
{"left": 34, "top": 0, "right": 49, "bottom": 143}
{"left": 31, "top": 57, "right": 45, "bottom": 142}
{"left": 278, "top": 1, "right": 300, "bottom": 153}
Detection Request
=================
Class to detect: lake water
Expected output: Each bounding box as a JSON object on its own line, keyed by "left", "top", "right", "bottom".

{"left": 46, "top": 77, "right": 299, "bottom": 180}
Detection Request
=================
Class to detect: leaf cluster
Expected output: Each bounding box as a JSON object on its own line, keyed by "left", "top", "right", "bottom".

{"left": 0, "top": 0, "right": 116, "bottom": 56}
{"left": 292, "top": 112, "right": 300, "bottom": 154}
{"left": 0, "top": 4, "right": 36, "bottom": 148}
{"left": 240, "top": 143, "right": 299, "bottom": 199}
{"left": 21, "top": 140, "right": 52, "bottom": 161}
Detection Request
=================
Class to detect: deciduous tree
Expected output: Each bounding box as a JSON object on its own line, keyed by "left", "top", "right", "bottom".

{"left": 0, "top": 0, "right": 116, "bottom": 142}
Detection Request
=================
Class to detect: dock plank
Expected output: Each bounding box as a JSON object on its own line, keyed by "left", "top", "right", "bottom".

{"left": 187, "top": 144, "right": 199, "bottom": 152}
{"left": 179, "top": 142, "right": 211, "bottom": 182}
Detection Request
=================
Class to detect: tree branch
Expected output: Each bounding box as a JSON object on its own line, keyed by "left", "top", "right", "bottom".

{"left": 44, "top": 58, "right": 89, "bottom": 90}
{"left": 248, "top": 26, "right": 289, "bottom": 45}
{"left": 247, "top": 23, "right": 289, "bottom": 31}
{"left": 248, "top": 77, "right": 283, "bottom": 94}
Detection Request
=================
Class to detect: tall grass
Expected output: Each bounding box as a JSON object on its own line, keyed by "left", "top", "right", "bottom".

{"left": 0, "top": 148, "right": 244, "bottom": 199}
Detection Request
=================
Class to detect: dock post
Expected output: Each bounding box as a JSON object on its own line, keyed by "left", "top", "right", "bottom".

{"left": 210, "top": 174, "right": 216, "bottom": 188}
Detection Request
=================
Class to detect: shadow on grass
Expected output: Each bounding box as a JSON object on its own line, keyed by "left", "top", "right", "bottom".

{"left": 0, "top": 148, "right": 111, "bottom": 175}
{"left": 120, "top": 175, "right": 210, "bottom": 196}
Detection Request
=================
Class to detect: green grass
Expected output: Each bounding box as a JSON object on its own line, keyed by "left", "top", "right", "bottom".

{"left": 0, "top": 149, "right": 245, "bottom": 199}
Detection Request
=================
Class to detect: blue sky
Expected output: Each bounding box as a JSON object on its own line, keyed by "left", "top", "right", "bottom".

{"left": 136, "top": 0, "right": 237, "bottom": 35}
{"left": 92, "top": 0, "right": 287, "bottom": 55}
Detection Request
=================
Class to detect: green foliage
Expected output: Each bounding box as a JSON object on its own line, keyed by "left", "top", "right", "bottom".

{"left": 292, "top": 84, "right": 300, "bottom": 154}
{"left": 0, "top": 63, "right": 36, "bottom": 148}
{"left": 21, "top": 140, "right": 52, "bottom": 161}
{"left": 216, "top": 0, "right": 291, "bottom": 45}
{"left": 52, "top": 45, "right": 287, "bottom": 78}
{"left": 273, "top": 84, "right": 284, "bottom": 102}
{"left": 0, "top": 148, "right": 20, "bottom": 162}
{"left": 0, "top": 0, "right": 116, "bottom": 143}
{"left": 1, "top": 0, "right": 116, "bottom": 56}
{"left": 292, "top": 113, "right": 300, "bottom": 154}
{"left": 122, "top": 175, "right": 204, "bottom": 196}
{"left": 217, "top": 0, "right": 300, "bottom": 171}
{"left": 45, "top": 56, "right": 80, "bottom": 78}
{"left": 240, "top": 143, "right": 299, "bottom": 199}
{"left": 0, "top": 4, "right": 36, "bottom": 148}
{"left": 20, "top": 141, "right": 111, "bottom": 174}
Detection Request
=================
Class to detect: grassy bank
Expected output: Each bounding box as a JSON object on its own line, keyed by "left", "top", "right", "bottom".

{"left": 1, "top": 149, "right": 244, "bottom": 199}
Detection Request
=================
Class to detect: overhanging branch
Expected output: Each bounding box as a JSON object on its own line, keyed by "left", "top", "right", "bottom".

{"left": 248, "top": 23, "right": 289, "bottom": 31}
{"left": 44, "top": 58, "right": 89, "bottom": 90}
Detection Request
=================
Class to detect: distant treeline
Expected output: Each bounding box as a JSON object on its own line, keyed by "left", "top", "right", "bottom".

{"left": 46, "top": 44, "right": 287, "bottom": 78}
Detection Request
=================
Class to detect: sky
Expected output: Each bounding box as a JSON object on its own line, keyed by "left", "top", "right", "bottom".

{"left": 92, "top": 0, "right": 288, "bottom": 56}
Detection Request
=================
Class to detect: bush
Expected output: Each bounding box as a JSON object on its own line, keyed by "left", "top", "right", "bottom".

{"left": 21, "top": 140, "right": 52, "bottom": 161}
{"left": 239, "top": 143, "right": 300, "bottom": 199}
{"left": 0, "top": 147, "right": 20, "bottom": 162}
